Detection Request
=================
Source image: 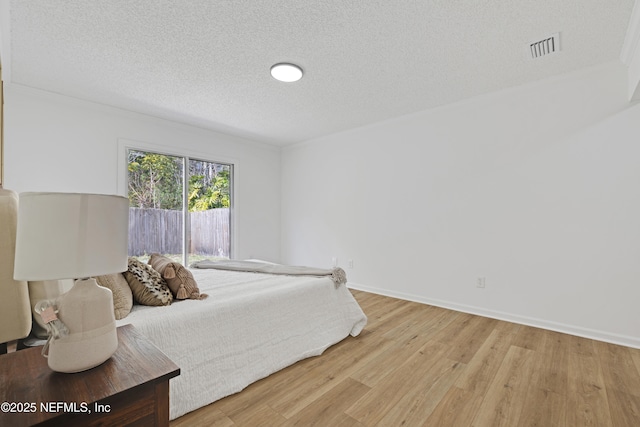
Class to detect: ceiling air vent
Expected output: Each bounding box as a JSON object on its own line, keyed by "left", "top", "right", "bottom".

{"left": 529, "top": 33, "right": 560, "bottom": 59}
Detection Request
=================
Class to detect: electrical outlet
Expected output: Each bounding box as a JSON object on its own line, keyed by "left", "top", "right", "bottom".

{"left": 348, "top": 259, "right": 354, "bottom": 269}
{"left": 477, "top": 277, "right": 486, "bottom": 288}
{"left": 332, "top": 257, "right": 338, "bottom": 267}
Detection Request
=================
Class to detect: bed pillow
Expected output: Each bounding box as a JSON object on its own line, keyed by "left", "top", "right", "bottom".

{"left": 148, "top": 253, "right": 208, "bottom": 300}
{"left": 96, "top": 273, "right": 133, "bottom": 320}
{"left": 124, "top": 257, "right": 173, "bottom": 306}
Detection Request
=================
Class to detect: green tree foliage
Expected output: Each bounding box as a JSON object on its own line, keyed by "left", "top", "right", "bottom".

{"left": 188, "top": 169, "right": 230, "bottom": 211}
{"left": 128, "top": 150, "right": 230, "bottom": 211}
{"left": 128, "top": 151, "right": 183, "bottom": 209}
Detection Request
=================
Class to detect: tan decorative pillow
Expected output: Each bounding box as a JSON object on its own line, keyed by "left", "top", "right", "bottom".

{"left": 95, "top": 273, "right": 133, "bottom": 320}
{"left": 148, "top": 253, "right": 207, "bottom": 300}
{"left": 124, "top": 257, "right": 173, "bottom": 306}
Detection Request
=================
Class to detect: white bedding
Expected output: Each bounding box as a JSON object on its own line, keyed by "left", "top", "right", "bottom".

{"left": 116, "top": 267, "right": 367, "bottom": 420}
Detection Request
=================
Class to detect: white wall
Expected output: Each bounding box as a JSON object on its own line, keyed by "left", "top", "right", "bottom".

{"left": 281, "top": 61, "right": 640, "bottom": 348}
{"left": 4, "top": 85, "right": 281, "bottom": 262}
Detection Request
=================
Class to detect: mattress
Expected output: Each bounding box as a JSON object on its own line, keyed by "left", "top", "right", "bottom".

{"left": 116, "top": 267, "right": 367, "bottom": 420}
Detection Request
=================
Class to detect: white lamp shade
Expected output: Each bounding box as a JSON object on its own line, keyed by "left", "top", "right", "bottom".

{"left": 14, "top": 192, "right": 129, "bottom": 281}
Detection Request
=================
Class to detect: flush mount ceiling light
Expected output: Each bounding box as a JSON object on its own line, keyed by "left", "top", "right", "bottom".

{"left": 270, "top": 63, "right": 303, "bottom": 82}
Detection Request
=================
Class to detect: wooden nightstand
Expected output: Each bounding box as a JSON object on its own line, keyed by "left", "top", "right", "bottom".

{"left": 0, "top": 324, "right": 180, "bottom": 426}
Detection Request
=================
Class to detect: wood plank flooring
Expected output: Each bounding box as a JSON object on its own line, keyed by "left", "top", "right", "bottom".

{"left": 171, "top": 290, "right": 640, "bottom": 426}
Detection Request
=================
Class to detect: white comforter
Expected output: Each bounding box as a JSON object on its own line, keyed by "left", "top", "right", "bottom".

{"left": 116, "top": 267, "right": 367, "bottom": 420}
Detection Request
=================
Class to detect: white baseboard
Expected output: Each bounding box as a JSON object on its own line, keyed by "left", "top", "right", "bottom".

{"left": 347, "top": 282, "right": 640, "bottom": 350}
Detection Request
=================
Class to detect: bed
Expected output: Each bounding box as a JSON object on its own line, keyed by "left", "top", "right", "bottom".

{"left": 0, "top": 189, "right": 367, "bottom": 421}
{"left": 0, "top": 189, "right": 32, "bottom": 348}
{"left": 118, "top": 265, "right": 366, "bottom": 419}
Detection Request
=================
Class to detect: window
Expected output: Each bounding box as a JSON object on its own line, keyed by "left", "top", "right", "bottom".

{"left": 126, "top": 149, "right": 232, "bottom": 265}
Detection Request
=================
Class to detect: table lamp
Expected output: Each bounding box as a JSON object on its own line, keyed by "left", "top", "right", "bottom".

{"left": 13, "top": 192, "right": 129, "bottom": 373}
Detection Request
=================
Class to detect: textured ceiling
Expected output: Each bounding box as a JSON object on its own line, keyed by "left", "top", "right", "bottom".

{"left": 4, "top": 0, "right": 637, "bottom": 145}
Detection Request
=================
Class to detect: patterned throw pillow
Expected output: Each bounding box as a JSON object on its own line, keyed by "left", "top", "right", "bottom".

{"left": 148, "top": 253, "right": 208, "bottom": 300}
{"left": 124, "top": 257, "right": 173, "bottom": 306}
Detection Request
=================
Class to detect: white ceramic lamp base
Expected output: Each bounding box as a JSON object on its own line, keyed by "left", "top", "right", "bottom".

{"left": 47, "top": 278, "right": 118, "bottom": 373}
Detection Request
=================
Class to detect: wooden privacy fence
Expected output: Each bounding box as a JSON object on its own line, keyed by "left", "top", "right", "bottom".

{"left": 128, "top": 207, "right": 230, "bottom": 257}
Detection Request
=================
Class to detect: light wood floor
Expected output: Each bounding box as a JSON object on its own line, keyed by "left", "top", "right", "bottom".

{"left": 171, "top": 290, "right": 640, "bottom": 426}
